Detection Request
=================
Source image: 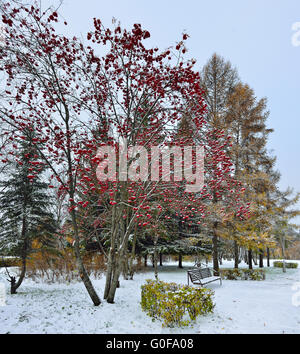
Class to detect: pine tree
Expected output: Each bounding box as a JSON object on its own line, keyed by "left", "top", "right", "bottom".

{"left": 0, "top": 128, "right": 56, "bottom": 293}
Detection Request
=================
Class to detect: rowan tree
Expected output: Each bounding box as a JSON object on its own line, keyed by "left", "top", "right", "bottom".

{"left": 79, "top": 24, "right": 247, "bottom": 301}
{"left": 0, "top": 1, "right": 102, "bottom": 305}
{"left": 0, "top": 2, "right": 247, "bottom": 305}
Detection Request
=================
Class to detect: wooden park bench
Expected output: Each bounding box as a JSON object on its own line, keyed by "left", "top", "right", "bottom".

{"left": 187, "top": 267, "right": 222, "bottom": 287}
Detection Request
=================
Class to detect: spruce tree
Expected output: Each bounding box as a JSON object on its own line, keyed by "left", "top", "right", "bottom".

{"left": 0, "top": 128, "right": 56, "bottom": 293}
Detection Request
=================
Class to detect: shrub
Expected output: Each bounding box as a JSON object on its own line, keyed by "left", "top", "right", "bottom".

{"left": 1, "top": 248, "right": 107, "bottom": 283}
{"left": 220, "top": 268, "right": 265, "bottom": 280}
{"left": 25, "top": 248, "right": 106, "bottom": 283}
{"left": 243, "top": 269, "right": 266, "bottom": 280}
{"left": 0, "top": 257, "right": 21, "bottom": 268}
{"left": 273, "top": 261, "right": 298, "bottom": 269}
{"left": 141, "top": 279, "right": 214, "bottom": 327}
{"left": 219, "top": 269, "right": 244, "bottom": 280}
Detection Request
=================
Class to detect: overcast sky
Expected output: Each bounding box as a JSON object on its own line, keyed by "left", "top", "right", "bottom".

{"left": 42, "top": 0, "right": 300, "bottom": 221}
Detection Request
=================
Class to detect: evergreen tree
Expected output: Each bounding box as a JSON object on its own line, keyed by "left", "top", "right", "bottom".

{"left": 0, "top": 128, "right": 56, "bottom": 293}
{"left": 273, "top": 188, "right": 300, "bottom": 272}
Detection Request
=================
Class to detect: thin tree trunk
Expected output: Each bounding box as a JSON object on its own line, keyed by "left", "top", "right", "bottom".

{"left": 178, "top": 218, "right": 184, "bottom": 270}
{"left": 104, "top": 248, "right": 114, "bottom": 299}
{"left": 154, "top": 239, "right": 158, "bottom": 280}
{"left": 105, "top": 203, "right": 135, "bottom": 303}
{"left": 70, "top": 208, "right": 101, "bottom": 306}
{"left": 212, "top": 222, "right": 219, "bottom": 275}
{"left": 252, "top": 253, "right": 257, "bottom": 266}
{"left": 267, "top": 247, "right": 270, "bottom": 267}
{"left": 259, "top": 250, "right": 264, "bottom": 268}
{"left": 106, "top": 253, "right": 123, "bottom": 303}
{"left": 244, "top": 249, "right": 248, "bottom": 264}
{"left": 144, "top": 254, "right": 148, "bottom": 267}
{"left": 122, "top": 251, "right": 129, "bottom": 280}
{"left": 129, "top": 224, "right": 138, "bottom": 279}
{"left": 104, "top": 206, "right": 118, "bottom": 299}
{"left": 10, "top": 214, "right": 27, "bottom": 294}
{"left": 159, "top": 253, "right": 163, "bottom": 266}
{"left": 281, "top": 236, "right": 286, "bottom": 273}
{"left": 234, "top": 240, "right": 239, "bottom": 269}
{"left": 10, "top": 257, "right": 26, "bottom": 294}
{"left": 178, "top": 254, "right": 183, "bottom": 269}
{"left": 248, "top": 249, "right": 253, "bottom": 270}
{"left": 66, "top": 101, "right": 101, "bottom": 306}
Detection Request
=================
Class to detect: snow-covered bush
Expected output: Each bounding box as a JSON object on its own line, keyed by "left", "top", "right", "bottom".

{"left": 141, "top": 279, "right": 214, "bottom": 327}
{"left": 219, "top": 268, "right": 244, "bottom": 280}
{"left": 220, "top": 268, "right": 265, "bottom": 280}
{"left": 273, "top": 261, "right": 298, "bottom": 269}
{"left": 243, "top": 269, "right": 266, "bottom": 280}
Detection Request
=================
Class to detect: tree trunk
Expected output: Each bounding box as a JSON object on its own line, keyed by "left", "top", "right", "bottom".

{"left": 70, "top": 208, "right": 101, "bottom": 306}
{"left": 105, "top": 206, "right": 136, "bottom": 303}
{"left": 10, "top": 258, "right": 26, "bottom": 294}
{"left": 159, "top": 253, "right": 163, "bottom": 266}
{"left": 244, "top": 250, "right": 248, "bottom": 264}
{"left": 106, "top": 252, "right": 123, "bottom": 303}
{"left": 104, "top": 248, "right": 114, "bottom": 299}
{"left": 248, "top": 249, "right": 253, "bottom": 270}
{"left": 267, "top": 247, "right": 270, "bottom": 267}
{"left": 282, "top": 259, "right": 286, "bottom": 273}
{"left": 65, "top": 103, "right": 101, "bottom": 306}
{"left": 281, "top": 236, "right": 286, "bottom": 273}
{"left": 154, "top": 246, "right": 158, "bottom": 280}
{"left": 129, "top": 224, "right": 138, "bottom": 279}
{"left": 219, "top": 254, "right": 223, "bottom": 265}
{"left": 259, "top": 250, "right": 264, "bottom": 268}
{"left": 144, "top": 255, "right": 148, "bottom": 267}
{"left": 122, "top": 251, "right": 129, "bottom": 280}
{"left": 212, "top": 222, "right": 219, "bottom": 275}
{"left": 178, "top": 254, "right": 183, "bottom": 268}
{"left": 104, "top": 205, "right": 120, "bottom": 300}
{"left": 252, "top": 253, "right": 257, "bottom": 266}
{"left": 10, "top": 213, "right": 28, "bottom": 294}
{"left": 234, "top": 240, "right": 239, "bottom": 269}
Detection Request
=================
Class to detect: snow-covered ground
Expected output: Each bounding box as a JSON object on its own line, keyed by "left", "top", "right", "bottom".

{"left": 0, "top": 259, "right": 299, "bottom": 334}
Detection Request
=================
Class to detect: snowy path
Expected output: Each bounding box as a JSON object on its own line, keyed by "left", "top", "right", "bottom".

{"left": 0, "top": 260, "right": 299, "bottom": 334}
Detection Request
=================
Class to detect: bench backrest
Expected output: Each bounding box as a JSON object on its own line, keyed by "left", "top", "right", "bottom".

{"left": 199, "top": 268, "right": 211, "bottom": 279}
{"left": 188, "top": 269, "right": 201, "bottom": 283}
{"left": 188, "top": 268, "right": 211, "bottom": 283}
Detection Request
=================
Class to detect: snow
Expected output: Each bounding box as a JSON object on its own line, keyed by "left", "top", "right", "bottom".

{"left": 0, "top": 259, "right": 299, "bottom": 334}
